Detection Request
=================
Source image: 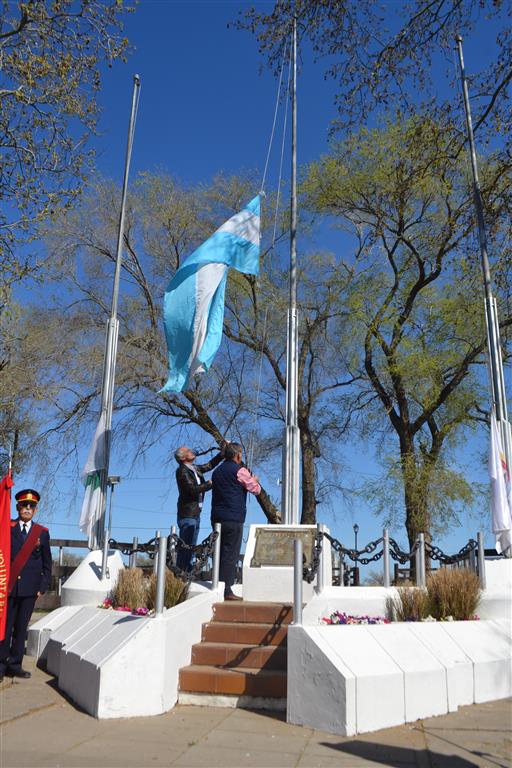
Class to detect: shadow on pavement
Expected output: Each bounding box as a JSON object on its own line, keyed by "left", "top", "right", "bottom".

{"left": 317, "top": 741, "right": 482, "bottom": 767}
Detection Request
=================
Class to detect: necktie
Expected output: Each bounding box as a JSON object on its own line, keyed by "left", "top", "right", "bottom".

{"left": 21, "top": 524, "right": 28, "bottom": 538}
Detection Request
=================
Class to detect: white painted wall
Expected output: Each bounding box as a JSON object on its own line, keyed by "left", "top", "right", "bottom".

{"left": 287, "top": 620, "right": 512, "bottom": 736}
{"left": 243, "top": 524, "right": 332, "bottom": 602}
{"left": 43, "top": 586, "right": 223, "bottom": 718}
{"left": 27, "top": 605, "right": 82, "bottom": 661}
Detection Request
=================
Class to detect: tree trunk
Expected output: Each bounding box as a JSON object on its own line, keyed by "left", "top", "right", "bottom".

{"left": 300, "top": 436, "right": 317, "bottom": 525}
{"left": 256, "top": 487, "right": 281, "bottom": 524}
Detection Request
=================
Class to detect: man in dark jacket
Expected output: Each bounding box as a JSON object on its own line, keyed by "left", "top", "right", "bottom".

{"left": 175, "top": 446, "right": 223, "bottom": 571}
{"left": 0, "top": 489, "right": 52, "bottom": 681}
{"left": 211, "top": 443, "right": 261, "bottom": 600}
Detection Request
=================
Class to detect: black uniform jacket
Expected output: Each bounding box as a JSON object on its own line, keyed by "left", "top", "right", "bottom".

{"left": 9, "top": 521, "right": 52, "bottom": 598}
{"left": 176, "top": 453, "right": 223, "bottom": 520}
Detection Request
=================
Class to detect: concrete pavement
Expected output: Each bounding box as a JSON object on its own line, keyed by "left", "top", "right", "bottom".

{"left": 0, "top": 656, "right": 510, "bottom": 768}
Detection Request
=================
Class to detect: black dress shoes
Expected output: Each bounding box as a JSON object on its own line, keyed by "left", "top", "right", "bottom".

{"left": 224, "top": 593, "right": 243, "bottom": 601}
{"left": 7, "top": 668, "right": 31, "bottom": 678}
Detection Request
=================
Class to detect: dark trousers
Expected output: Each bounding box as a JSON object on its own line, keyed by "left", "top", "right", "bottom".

{"left": 176, "top": 517, "right": 200, "bottom": 572}
{"left": 217, "top": 521, "right": 243, "bottom": 596}
{"left": 0, "top": 595, "right": 37, "bottom": 673}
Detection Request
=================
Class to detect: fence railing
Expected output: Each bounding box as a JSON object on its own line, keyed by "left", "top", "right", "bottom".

{"left": 293, "top": 526, "right": 487, "bottom": 623}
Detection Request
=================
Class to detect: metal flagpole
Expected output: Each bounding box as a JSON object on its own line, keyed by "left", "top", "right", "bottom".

{"left": 281, "top": 18, "right": 300, "bottom": 525}
{"left": 93, "top": 74, "right": 141, "bottom": 549}
{"left": 455, "top": 38, "right": 512, "bottom": 484}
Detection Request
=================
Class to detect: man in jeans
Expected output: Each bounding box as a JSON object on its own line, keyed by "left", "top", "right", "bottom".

{"left": 211, "top": 442, "right": 261, "bottom": 601}
{"left": 174, "top": 446, "right": 224, "bottom": 571}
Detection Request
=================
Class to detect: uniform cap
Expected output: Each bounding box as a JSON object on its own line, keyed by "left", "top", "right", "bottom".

{"left": 15, "top": 489, "right": 40, "bottom": 504}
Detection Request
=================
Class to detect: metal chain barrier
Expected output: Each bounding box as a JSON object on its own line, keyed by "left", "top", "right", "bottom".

{"left": 302, "top": 530, "right": 323, "bottom": 583}
{"left": 424, "top": 538, "right": 477, "bottom": 565}
{"left": 166, "top": 531, "right": 219, "bottom": 583}
{"left": 388, "top": 538, "right": 421, "bottom": 564}
{"left": 108, "top": 530, "right": 219, "bottom": 586}
{"left": 323, "top": 531, "right": 385, "bottom": 565}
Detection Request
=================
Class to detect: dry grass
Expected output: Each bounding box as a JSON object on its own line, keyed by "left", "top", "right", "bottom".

{"left": 146, "top": 570, "right": 189, "bottom": 610}
{"left": 110, "top": 568, "right": 147, "bottom": 610}
{"left": 386, "top": 586, "right": 430, "bottom": 622}
{"left": 427, "top": 567, "right": 481, "bottom": 620}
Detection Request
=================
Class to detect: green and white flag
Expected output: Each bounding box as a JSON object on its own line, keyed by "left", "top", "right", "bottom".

{"left": 79, "top": 412, "right": 107, "bottom": 542}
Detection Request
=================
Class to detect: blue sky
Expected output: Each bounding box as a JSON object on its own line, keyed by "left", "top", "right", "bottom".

{"left": 14, "top": 1, "right": 509, "bottom": 569}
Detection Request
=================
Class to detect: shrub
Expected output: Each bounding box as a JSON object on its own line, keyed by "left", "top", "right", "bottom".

{"left": 146, "top": 570, "right": 189, "bottom": 610}
{"left": 110, "top": 568, "right": 147, "bottom": 610}
{"left": 386, "top": 586, "right": 430, "bottom": 622}
{"left": 427, "top": 567, "right": 480, "bottom": 620}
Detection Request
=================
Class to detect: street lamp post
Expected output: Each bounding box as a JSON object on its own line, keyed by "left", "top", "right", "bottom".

{"left": 352, "top": 523, "right": 360, "bottom": 586}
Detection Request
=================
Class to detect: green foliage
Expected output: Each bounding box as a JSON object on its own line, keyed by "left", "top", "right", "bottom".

{"left": 301, "top": 114, "right": 511, "bottom": 542}
{"left": 0, "top": 0, "right": 131, "bottom": 291}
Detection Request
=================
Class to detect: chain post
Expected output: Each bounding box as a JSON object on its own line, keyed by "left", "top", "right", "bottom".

{"left": 415, "top": 535, "right": 422, "bottom": 586}
{"left": 418, "top": 533, "right": 426, "bottom": 587}
{"left": 58, "top": 546, "right": 64, "bottom": 596}
{"left": 153, "top": 530, "right": 160, "bottom": 574}
{"left": 155, "top": 535, "right": 168, "bottom": 616}
{"left": 293, "top": 538, "right": 303, "bottom": 626}
{"left": 315, "top": 523, "right": 325, "bottom": 594}
{"left": 212, "top": 523, "right": 221, "bottom": 590}
{"left": 383, "top": 528, "right": 391, "bottom": 588}
{"left": 477, "top": 531, "right": 486, "bottom": 590}
{"left": 129, "top": 536, "right": 138, "bottom": 568}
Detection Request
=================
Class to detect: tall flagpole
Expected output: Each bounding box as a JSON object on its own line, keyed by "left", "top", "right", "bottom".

{"left": 93, "top": 74, "right": 141, "bottom": 549}
{"left": 454, "top": 38, "right": 512, "bottom": 476}
{"left": 282, "top": 18, "right": 300, "bottom": 525}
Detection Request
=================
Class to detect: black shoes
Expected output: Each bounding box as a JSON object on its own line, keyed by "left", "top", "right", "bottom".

{"left": 224, "top": 593, "right": 243, "bottom": 601}
{"left": 7, "top": 668, "right": 31, "bottom": 679}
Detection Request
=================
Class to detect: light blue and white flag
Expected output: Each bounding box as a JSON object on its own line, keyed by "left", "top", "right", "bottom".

{"left": 161, "top": 196, "right": 260, "bottom": 393}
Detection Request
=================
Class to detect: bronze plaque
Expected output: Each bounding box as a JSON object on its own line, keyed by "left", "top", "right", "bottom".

{"left": 251, "top": 528, "right": 315, "bottom": 568}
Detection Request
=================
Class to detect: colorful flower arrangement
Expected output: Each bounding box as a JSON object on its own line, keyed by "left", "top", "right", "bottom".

{"left": 99, "top": 597, "right": 151, "bottom": 616}
{"left": 321, "top": 611, "right": 390, "bottom": 625}
{"left": 321, "top": 609, "right": 480, "bottom": 625}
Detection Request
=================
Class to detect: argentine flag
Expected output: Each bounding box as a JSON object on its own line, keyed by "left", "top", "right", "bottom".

{"left": 161, "top": 196, "right": 260, "bottom": 393}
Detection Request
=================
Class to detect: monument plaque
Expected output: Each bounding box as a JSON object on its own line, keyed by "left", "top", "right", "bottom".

{"left": 251, "top": 527, "right": 315, "bottom": 568}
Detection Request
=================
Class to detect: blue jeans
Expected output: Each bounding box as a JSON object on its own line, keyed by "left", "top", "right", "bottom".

{"left": 177, "top": 517, "right": 200, "bottom": 572}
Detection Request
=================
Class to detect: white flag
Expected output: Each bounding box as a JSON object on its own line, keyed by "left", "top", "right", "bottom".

{"left": 489, "top": 410, "right": 512, "bottom": 555}
{"left": 79, "top": 411, "right": 107, "bottom": 541}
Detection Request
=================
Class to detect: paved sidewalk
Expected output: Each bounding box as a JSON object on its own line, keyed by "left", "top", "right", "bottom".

{"left": 0, "top": 656, "right": 510, "bottom": 768}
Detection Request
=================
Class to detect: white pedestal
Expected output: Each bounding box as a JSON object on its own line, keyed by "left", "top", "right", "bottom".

{"left": 242, "top": 524, "right": 332, "bottom": 603}
{"left": 61, "top": 549, "right": 124, "bottom": 606}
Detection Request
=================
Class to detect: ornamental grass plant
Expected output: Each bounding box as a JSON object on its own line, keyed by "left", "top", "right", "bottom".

{"left": 427, "top": 567, "right": 481, "bottom": 620}
{"left": 386, "top": 584, "right": 430, "bottom": 622}
{"left": 386, "top": 567, "right": 481, "bottom": 621}
{"left": 110, "top": 567, "right": 147, "bottom": 611}
{"left": 146, "top": 570, "right": 189, "bottom": 610}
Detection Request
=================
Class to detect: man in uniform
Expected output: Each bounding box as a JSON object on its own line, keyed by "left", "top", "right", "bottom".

{"left": 0, "top": 489, "right": 52, "bottom": 681}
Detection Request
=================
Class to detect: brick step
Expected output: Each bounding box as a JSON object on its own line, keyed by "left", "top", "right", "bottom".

{"left": 179, "top": 665, "right": 287, "bottom": 698}
{"left": 212, "top": 601, "right": 293, "bottom": 626}
{"left": 202, "top": 621, "right": 288, "bottom": 646}
{"left": 191, "top": 642, "right": 287, "bottom": 671}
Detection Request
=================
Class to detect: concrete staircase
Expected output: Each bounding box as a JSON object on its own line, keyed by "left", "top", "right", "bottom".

{"left": 179, "top": 601, "right": 292, "bottom": 707}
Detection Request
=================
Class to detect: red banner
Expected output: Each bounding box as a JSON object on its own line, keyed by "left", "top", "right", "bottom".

{"left": 0, "top": 472, "right": 13, "bottom": 641}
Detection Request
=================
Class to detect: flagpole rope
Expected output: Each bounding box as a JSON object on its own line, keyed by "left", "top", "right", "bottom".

{"left": 260, "top": 39, "right": 289, "bottom": 195}
{"left": 271, "top": 47, "right": 292, "bottom": 255}
{"left": 247, "top": 306, "right": 269, "bottom": 473}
